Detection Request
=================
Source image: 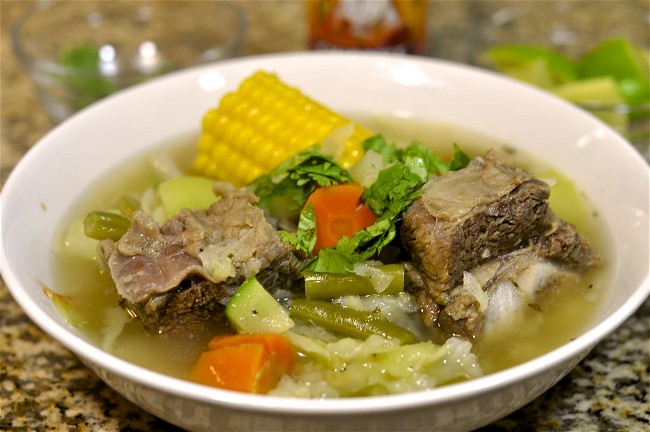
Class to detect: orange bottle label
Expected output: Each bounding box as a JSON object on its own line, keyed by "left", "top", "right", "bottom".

{"left": 307, "top": 0, "right": 427, "bottom": 54}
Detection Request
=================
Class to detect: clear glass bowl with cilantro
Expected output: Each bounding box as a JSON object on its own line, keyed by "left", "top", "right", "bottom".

{"left": 12, "top": 1, "right": 245, "bottom": 123}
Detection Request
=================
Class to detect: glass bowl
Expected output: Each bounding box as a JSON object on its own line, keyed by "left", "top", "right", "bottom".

{"left": 12, "top": 0, "right": 246, "bottom": 123}
{"left": 468, "top": 0, "right": 650, "bottom": 161}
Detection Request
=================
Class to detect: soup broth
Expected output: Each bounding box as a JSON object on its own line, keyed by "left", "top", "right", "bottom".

{"left": 51, "top": 117, "right": 610, "bottom": 386}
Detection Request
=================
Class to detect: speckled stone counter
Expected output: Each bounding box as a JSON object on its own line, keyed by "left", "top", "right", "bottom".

{"left": 1, "top": 1, "right": 649, "bottom": 431}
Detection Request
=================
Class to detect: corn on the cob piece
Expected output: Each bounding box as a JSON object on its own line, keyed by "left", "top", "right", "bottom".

{"left": 193, "top": 71, "right": 373, "bottom": 186}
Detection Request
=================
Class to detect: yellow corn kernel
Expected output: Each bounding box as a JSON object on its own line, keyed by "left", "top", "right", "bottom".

{"left": 193, "top": 71, "right": 373, "bottom": 186}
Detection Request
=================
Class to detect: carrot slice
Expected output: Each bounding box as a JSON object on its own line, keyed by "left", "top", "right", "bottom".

{"left": 190, "top": 333, "right": 295, "bottom": 394}
{"left": 305, "top": 183, "right": 376, "bottom": 253}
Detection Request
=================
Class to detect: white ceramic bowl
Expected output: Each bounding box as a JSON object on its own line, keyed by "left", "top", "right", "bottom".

{"left": 2, "top": 52, "right": 648, "bottom": 432}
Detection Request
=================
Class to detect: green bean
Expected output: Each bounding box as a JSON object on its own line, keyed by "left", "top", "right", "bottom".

{"left": 83, "top": 211, "right": 131, "bottom": 241}
{"left": 304, "top": 264, "right": 404, "bottom": 299}
{"left": 289, "top": 298, "right": 417, "bottom": 344}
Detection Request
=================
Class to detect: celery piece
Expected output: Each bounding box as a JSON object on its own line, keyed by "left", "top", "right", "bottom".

{"left": 551, "top": 76, "right": 626, "bottom": 104}
{"left": 304, "top": 264, "right": 404, "bottom": 298}
{"left": 551, "top": 77, "right": 629, "bottom": 133}
{"left": 501, "top": 58, "right": 556, "bottom": 89}
{"left": 289, "top": 298, "right": 417, "bottom": 344}
{"left": 83, "top": 211, "right": 131, "bottom": 241}
{"left": 225, "top": 276, "right": 294, "bottom": 334}
{"left": 578, "top": 38, "right": 648, "bottom": 82}
{"left": 61, "top": 217, "right": 100, "bottom": 260}
{"left": 157, "top": 176, "right": 218, "bottom": 219}
{"left": 486, "top": 44, "right": 577, "bottom": 85}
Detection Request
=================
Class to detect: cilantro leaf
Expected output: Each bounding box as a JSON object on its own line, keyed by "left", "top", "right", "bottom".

{"left": 251, "top": 146, "right": 353, "bottom": 213}
{"left": 302, "top": 247, "right": 354, "bottom": 274}
{"left": 61, "top": 42, "right": 101, "bottom": 70}
{"left": 269, "top": 136, "right": 472, "bottom": 274}
{"left": 361, "top": 163, "right": 423, "bottom": 216}
{"left": 363, "top": 135, "right": 464, "bottom": 176}
{"left": 278, "top": 204, "right": 317, "bottom": 255}
{"left": 402, "top": 140, "right": 451, "bottom": 177}
{"left": 59, "top": 42, "right": 118, "bottom": 109}
{"left": 449, "top": 143, "right": 472, "bottom": 171}
{"left": 340, "top": 217, "right": 396, "bottom": 260}
{"left": 363, "top": 135, "right": 400, "bottom": 163}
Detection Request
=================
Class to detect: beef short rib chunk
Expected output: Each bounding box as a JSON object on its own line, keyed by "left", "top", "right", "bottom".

{"left": 400, "top": 151, "right": 600, "bottom": 340}
{"left": 99, "top": 181, "right": 302, "bottom": 334}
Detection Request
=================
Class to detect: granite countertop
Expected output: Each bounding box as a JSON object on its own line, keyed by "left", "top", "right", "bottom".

{"left": 1, "top": 1, "right": 648, "bottom": 431}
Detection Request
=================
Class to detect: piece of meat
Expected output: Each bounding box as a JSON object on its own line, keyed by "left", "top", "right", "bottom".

{"left": 400, "top": 151, "right": 600, "bottom": 340}
{"left": 99, "top": 181, "right": 303, "bottom": 334}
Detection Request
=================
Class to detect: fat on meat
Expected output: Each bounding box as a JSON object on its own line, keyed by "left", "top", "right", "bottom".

{"left": 98, "top": 181, "right": 302, "bottom": 333}
{"left": 400, "top": 151, "right": 600, "bottom": 340}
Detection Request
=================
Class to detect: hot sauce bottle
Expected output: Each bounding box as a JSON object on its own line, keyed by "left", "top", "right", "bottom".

{"left": 307, "top": 0, "right": 427, "bottom": 54}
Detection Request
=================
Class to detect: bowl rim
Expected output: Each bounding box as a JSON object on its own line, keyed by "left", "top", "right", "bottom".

{"left": 2, "top": 51, "right": 649, "bottom": 414}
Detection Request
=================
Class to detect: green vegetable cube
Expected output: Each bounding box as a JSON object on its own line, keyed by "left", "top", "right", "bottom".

{"left": 225, "top": 277, "right": 294, "bottom": 334}
{"left": 157, "top": 176, "right": 219, "bottom": 219}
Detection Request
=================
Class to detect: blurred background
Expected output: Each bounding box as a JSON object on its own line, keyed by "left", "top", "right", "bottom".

{"left": 1, "top": 1, "right": 649, "bottom": 431}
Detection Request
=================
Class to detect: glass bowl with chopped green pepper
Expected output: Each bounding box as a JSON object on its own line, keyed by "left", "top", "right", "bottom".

{"left": 12, "top": 0, "right": 245, "bottom": 123}
{"left": 468, "top": 1, "right": 650, "bottom": 161}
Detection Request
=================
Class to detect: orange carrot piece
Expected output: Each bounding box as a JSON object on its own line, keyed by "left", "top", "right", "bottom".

{"left": 190, "top": 333, "right": 295, "bottom": 394}
{"left": 305, "top": 183, "right": 376, "bottom": 253}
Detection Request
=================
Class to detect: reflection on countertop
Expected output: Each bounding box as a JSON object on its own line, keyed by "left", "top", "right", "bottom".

{"left": 1, "top": 1, "right": 648, "bottom": 431}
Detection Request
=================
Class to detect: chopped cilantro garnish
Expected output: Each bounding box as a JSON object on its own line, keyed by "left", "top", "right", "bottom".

{"left": 251, "top": 146, "right": 353, "bottom": 214}
{"left": 265, "top": 136, "right": 472, "bottom": 273}
{"left": 308, "top": 248, "right": 354, "bottom": 274}
{"left": 364, "top": 135, "right": 467, "bottom": 176}
{"left": 363, "top": 135, "right": 400, "bottom": 162}
{"left": 61, "top": 42, "right": 101, "bottom": 70}
{"left": 361, "top": 163, "right": 422, "bottom": 216}
{"left": 303, "top": 136, "right": 471, "bottom": 273}
{"left": 449, "top": 143, "right": 472, "bottom": 171}
{"left": 278, "top": 204, "right": 317, "bottom": 256}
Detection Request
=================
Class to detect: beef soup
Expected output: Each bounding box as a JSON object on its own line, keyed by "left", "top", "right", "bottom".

{"left": 51, "top": 117, "right": 609, "bottom": 397}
